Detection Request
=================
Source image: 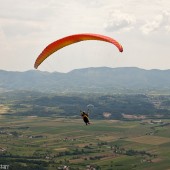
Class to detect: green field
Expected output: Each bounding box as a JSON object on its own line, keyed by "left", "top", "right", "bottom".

{"left": 0, "top": 115, "right": 170, "bottom": 170}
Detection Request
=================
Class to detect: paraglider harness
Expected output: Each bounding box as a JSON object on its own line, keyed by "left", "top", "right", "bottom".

{"left": 80, "top": 110, "right": 90, "bottom": 125}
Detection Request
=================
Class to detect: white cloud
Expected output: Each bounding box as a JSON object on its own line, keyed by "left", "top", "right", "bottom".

{"left": 104, "top": 10, "right": 136, "bottom": 32}
{"left": 140, "top": 10, "right": 170, "bottom": 34}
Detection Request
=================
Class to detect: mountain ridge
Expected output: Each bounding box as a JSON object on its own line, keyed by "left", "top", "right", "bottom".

{"left": 0, "top": 67, "right": 170, "bottom": 93}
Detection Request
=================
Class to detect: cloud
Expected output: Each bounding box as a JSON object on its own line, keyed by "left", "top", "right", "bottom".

{"left": 104, "top": 10, "right": 136, "bottom": 32}
{"left": 140, "top": 11, "right": 170, "bottom": 34}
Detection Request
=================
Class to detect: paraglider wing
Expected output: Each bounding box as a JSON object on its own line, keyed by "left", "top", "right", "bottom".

{"left": 87, "top": 104, "right": 94, "bottom": 108}
{"left": 34, "top": 33, "right": 123, "bottom": 69}
{"left": 87, "top": 104, "right": 94, "bottom": 114}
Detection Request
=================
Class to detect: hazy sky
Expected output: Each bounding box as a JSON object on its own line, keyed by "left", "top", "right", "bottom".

{"left": 0, "top": 0, "right": 170, "bottom": 72}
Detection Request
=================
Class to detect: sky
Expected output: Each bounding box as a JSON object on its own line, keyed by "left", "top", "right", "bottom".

{"left": 0, "top": 0, "right": 170, "bottom": 72}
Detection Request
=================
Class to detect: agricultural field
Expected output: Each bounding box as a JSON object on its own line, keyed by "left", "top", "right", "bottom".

{"left": 0, "top": 114, "right": 170, "bottom": 170}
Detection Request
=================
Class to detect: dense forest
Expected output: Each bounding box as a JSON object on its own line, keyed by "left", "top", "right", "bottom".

{"left": 1, "top": 91, "right": 170, "bottom": 120}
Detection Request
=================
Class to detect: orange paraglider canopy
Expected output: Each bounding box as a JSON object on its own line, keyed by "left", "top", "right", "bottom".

{"left": 34, "top": 33, "right": 123, "bottom": 69}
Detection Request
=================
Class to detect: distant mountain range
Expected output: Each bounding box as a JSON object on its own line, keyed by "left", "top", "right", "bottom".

{"left": 0, "top": 67, "right": 170, "bottom": 93}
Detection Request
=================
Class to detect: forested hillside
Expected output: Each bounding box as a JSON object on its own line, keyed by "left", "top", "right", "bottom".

{"left": 1, "top": 91, "right": 170, "bottom": 119}
{"left": 0, "top": 67, "right": 170, "bottom": 93}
